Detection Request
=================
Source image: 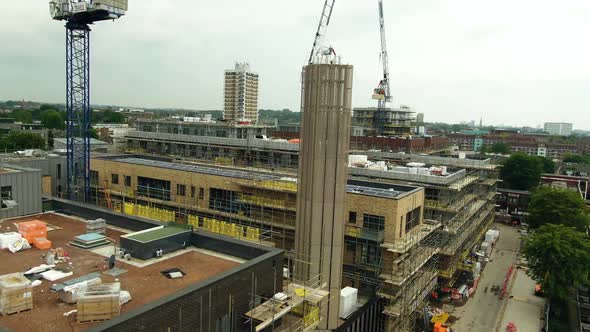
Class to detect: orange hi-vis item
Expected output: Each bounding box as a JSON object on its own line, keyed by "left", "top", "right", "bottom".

{"left": 33, "top": 237, "right": 52, "bottom": 250}
{"left": 17, "top": 220, "right": 48, "bottom": 244}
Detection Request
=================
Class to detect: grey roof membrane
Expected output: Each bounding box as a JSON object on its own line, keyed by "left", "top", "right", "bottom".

{"left": 116, "top": 157, "right": 406, "bottom": 199}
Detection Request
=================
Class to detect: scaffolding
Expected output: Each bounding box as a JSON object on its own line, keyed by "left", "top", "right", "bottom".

{"left": 90, "top": 167, "right": 297, "bottom": 250}
{"left": 115, "top": 134, "right": 501, "bottom": 331}
{"left": 244, "top": 253, "right": 329, "bottom": 332}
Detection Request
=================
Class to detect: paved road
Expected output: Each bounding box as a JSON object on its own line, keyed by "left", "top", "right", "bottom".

{"left": 451, "top": 223, "right": 522, "bottom": 332}
{"left": 500, "top": 270, "right": 547, "bottom": 332}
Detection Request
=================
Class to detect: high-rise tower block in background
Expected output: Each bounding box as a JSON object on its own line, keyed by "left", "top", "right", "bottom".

{"left": 295, "top": 62, "right": 354, "bottom": 330}
{"left": 223, "top": 62, "right": 259, "bottom": 123}
{"left": 544, "top": 122, "right": 573, "bottom": 136}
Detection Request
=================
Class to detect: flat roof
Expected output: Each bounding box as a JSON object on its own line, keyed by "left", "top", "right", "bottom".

{"left": 0, "top": 213, "right": 240, "bottom": 332}
{"left": 137, "top": 119, "right": 272, "bottom": 128}
{"left": 347, "top": 180, "right": 421, "bottom": 199}
{"left": 102, "top": 156, "right": 419, "bottom": 199}
{"left": 125, "top": 225, "right": 191, "bottom": 243}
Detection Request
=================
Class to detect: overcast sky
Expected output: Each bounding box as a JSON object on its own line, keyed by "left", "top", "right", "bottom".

{"left": 1, "top": 0, "right": 589, "bottom": 128}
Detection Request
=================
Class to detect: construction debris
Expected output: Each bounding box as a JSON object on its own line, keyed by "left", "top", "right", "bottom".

{"left": 63, "top": 309, "right": 77, "bottom": 317}
{"left": 119, "top": 290, "right": 131, "bottom": 305}
{"left": 0, "top": 232, "right": 22, "bottom": 249}
{"left": 8, "top": 238, "right": 30, "bottom": 253}
{"left": 40, "top": 270, "right": 73, "bottom": 282}
{"left": 24, "top": 264, "right": 55, "bottom": 275}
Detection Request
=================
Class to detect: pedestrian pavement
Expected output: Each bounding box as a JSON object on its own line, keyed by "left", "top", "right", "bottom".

{"left": 450, "top": 223, "right": 522, "bottom": 332}
{"left": 499, "top": 269, "right": 547, "bottom": 332}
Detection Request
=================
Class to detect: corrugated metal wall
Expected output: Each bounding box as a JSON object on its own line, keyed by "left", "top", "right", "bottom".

{"left": 0, "top": 165, "right": 42, "bottom": 219}
{"left": 7, "top": 157, "right": 67, "bottom": 197}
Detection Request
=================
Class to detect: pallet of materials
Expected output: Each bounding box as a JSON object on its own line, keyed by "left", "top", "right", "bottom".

{"left": 33, "top": 237, "right": 52, "bottom": 250}
{"left": 77, "top": 282, "right": 121, "bottom": 322}
{"left": 69, "top": 233, "right": 110, "bottom": 249}
{"left": 0, "top": 273, "right": 33, "bottom": 315}
{"left": 17, "top": 220, "right": 47, "bottom": 244}
{"left": 86, "top": 218, "right": 106, "bottom": 235}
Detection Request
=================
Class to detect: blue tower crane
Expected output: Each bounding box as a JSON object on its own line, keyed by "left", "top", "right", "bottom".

{"left": 49, "top": 0, "right": 127, "bottom": 202}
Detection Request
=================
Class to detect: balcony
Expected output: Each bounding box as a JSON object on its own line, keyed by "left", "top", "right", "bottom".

{"left": 345, "top": 225, "right": 384, "bottom": 242}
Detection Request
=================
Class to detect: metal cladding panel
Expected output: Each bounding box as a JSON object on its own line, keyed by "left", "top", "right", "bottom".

{"left": 0, "top": 166, "right": 42, "bottom": 219}
{"left": 10, "top": 157, "right": 68, "bottom": 197}
{"left": 295, "top": 63, "right": 353, "bottom": 329}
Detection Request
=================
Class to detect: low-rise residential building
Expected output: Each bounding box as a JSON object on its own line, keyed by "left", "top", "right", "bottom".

{"left": 0, "top": 118, "right": 49, "bottom": 143}
{"left": 53, "top": 138, "right": 110, "bottom": 152}
{"left": 447, "top": 131, "right": 589, "bottom": 158}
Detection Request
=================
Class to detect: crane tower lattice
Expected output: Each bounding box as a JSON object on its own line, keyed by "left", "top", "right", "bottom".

{"left": 50, "top": 0, "right": 127, "bottom": 201}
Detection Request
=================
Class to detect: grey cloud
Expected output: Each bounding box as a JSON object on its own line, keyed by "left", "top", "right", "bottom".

{"left": 1, "top": 0, "right": 589, "bottom": 129}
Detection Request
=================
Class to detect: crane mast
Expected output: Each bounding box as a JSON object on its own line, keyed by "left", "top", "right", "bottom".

{"left": 50, "top": 0, "right": 127, "bottom": 202}
{"left": 373, "top": 0, "right": 392, "bottom": 108}
{"left": 308, "top": 0, "right": 336, "bottom": 64}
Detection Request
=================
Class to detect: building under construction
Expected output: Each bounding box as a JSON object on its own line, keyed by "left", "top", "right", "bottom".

{"left": 351, "top": 106, "right": 417, "bottom": 137}
{"left": 87, "top": 150, "right": 499, "bottom": 331}
{"left": 349, "top": 152, "right": 498, "bottom": 288}
{"left": 124, "top": 120, "right": 448, "bottom": 170}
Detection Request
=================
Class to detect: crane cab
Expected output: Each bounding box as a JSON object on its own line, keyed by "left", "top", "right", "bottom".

{"left": 50, "top": 0, "right": 127, "bottom": 23}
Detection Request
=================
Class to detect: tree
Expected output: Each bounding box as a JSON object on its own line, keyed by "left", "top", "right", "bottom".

{"left": 490, "top": 142, "right": 511, "bottom": 154}
{"left": 11, "top": 110, "right": 33, "bottom": 123}
{"left": 479, "top": 144, "right": 490, "bottom": 153}
{"left": 91, "top": 110, "right": 125, "bottom": 124}
{"left": 524, "top": 224, "right": 590, "bottom": 299}
{"left": 89, "top": 127, "right": 99, "bottom": 139}
{"left": 562, "top": 154, "right": 590, "bottom": 164}
{"left": 0, "top": 132, "right": 45, "bottom": 151}
{"left": 41, "top": 110, "right": 65, "bottom": 129}
{"left": 47, "top": 130, "right": 54, "bottom": 149}
{"left": 537, "top": 156, "right": 556, "bottom": 174}
{"left": 527, "top": 186, "right": 589, "bottom": 230}
{"left": 500, "top": 153, "right": 543, "bottom": 190}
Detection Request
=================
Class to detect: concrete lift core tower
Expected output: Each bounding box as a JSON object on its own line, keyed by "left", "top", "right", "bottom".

{"left": 296, "top": 1, "right": 353, "bottom": 327}
{"left": 296, "top": 61, "right": 353, "bottom": 329}
{"left": 49, "top": 0, "right": 128, "bottom": 202}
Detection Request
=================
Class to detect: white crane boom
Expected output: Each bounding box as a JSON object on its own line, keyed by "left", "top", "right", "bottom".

{"left": 308, "top": 0, "right": 336, "bottom": 64}
{"left": 373, "top": 0, "right": 392, "bottom": 107}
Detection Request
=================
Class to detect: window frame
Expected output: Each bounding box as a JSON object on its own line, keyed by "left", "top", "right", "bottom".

{"left": 177, "top": 184, "right": 186, "bottom": 197}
